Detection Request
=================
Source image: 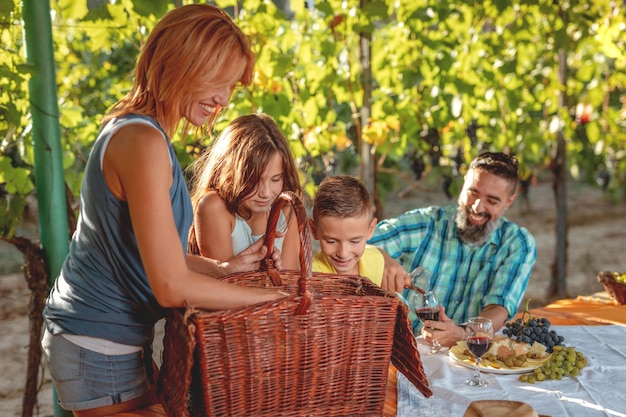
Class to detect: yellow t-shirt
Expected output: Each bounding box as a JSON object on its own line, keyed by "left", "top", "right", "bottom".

{"left": 312, "top": 245, "right": 384, "bottom": 287}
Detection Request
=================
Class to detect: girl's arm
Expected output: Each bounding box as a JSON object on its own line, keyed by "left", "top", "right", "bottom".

{"left": 103, "top": 124, "right": 281, "bottom": 309}
{"left": 193, "top": 192, "right": 236, "bottom": 261}
{"left": 193, "top": 191, "right": 288, "bottom": 270}
{"left": 186, "top": 238, "right": 283, "bottom": 276}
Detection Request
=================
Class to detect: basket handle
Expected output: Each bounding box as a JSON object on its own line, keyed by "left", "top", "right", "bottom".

{"left": 262, "top": 191, "right": 313, "bottom": 315}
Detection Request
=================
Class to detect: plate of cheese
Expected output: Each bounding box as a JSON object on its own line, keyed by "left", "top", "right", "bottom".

{"left": 449, "top": 336, "right": 551, "bottom": 374}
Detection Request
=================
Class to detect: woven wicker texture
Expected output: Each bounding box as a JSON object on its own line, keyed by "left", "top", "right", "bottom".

{"left": 158, "top": 192, "right": 431, "bottom": 417}
{"left": 597, "top": 271, "right": 626, "bottom": 304}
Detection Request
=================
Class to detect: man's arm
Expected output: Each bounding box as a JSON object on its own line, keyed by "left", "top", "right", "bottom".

{"left": 485, "top": 226, "right": 537, "bottom": 322}
{"left": 422, "top": 304, "right": 509, "bottom": 348}
{"left": 476, "top": 304, "right": 509, "bottom": 333}
{"left": 368, "top": 211, "right": 424, "bottom": 293}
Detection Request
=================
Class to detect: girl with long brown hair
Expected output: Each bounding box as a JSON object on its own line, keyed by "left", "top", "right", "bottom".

{"left": 188, "top": 113, "right": 302, "bottom": 270}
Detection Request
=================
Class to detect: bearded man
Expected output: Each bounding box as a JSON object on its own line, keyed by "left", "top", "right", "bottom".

{"left": 369, "top": 152, "right": 536, "bottom": 347}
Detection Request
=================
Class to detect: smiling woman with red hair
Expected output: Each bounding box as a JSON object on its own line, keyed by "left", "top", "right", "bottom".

{"left": 42, "top": 5, "right": 283, "bottom": 417}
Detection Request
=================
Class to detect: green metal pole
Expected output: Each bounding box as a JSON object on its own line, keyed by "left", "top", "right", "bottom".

{"left": 21, "top": 1, "right": 71, "bottom": 416}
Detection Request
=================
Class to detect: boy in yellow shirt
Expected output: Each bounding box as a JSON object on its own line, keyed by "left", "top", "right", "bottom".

{"left": 310, "top": 175, "right": 384, "bottom": 286}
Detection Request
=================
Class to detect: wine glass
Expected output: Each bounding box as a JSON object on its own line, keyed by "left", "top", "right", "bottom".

{"left": 463, "top": 317, "right": 494, "bottom": 387}
{"left": 411, "top": 289, "right": 446, "bottom": 354}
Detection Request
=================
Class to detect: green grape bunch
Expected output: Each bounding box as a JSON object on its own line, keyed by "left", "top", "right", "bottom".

{"left": 518, "top": 346, "right": 588, "bottom": 383}
{"left": 502, "top": 300, "right": 565, "bottom": 353}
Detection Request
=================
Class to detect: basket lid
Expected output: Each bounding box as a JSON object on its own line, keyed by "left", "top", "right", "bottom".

{"left": 391, "top": 301, "right": 433, "bottom": 397}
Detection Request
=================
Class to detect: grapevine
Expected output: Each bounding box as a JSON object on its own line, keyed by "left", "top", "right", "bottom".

{"left": 502, "top": 300, "right": 564, "bottom": 353}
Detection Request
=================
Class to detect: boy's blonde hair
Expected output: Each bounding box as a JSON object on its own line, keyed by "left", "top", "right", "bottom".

{"left": 312, "top": 175, "right": 374, "bottom": 224}
{"left": 104, "top": 4, "right": 255, "bottom": 137}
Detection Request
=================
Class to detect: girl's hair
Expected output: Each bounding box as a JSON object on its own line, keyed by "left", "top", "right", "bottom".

{"left": 187, "top": 113, "right": 301, "bottom": 249}
{"left": 312, "top": 175, "right": 373, "bottom": 224}
{"left": 103, "top": 4, "right": 255, "bottom": 137}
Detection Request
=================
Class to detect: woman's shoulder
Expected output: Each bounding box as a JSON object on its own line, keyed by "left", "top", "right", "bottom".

{"left": 105, "top": 115, "right": 165, "bottom": 138}
{"left": 106, "top": 122, "right": 169, "bottom": 158}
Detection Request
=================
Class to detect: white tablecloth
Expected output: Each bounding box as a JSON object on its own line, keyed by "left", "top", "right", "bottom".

{"left": 398, "top": 325, "right": 626, "bottom": 417}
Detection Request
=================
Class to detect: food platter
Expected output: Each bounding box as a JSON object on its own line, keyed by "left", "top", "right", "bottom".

{"left": 448, "top": 344, "right": 549, "bottom": 375}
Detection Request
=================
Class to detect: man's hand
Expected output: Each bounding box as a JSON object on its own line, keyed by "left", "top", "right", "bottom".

{"left": 420, "top": 306, "right": 465, "bottom": 348}
{"left": 420, "top": 304, "right": 509, "bottom": 348}
{"left": 378, "top": 249, "right": 411, "bottom": 293}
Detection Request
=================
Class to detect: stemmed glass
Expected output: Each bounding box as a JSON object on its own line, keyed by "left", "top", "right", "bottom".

{"left": 463, "top": 317, "right": 494, "bottom": 387}
{"left": 411, "top": 289, "right": 446, "bottom": 354}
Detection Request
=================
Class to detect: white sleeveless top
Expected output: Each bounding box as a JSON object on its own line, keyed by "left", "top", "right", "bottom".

{"left": 231, "top": 211, "right": 287, "bottom": 255}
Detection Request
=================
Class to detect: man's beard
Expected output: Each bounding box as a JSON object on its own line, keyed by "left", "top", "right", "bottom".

{"left": 455, "top": 204, "right": 500, "bottom": 246}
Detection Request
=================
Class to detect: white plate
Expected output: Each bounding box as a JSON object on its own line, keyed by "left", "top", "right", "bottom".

{"left": 448, "top": 345, "right": 548, "bottom": 375}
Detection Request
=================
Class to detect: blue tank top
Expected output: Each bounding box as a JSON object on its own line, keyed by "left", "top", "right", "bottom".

{"left": 43, "top": 115, "right": 193, "bottom": 346}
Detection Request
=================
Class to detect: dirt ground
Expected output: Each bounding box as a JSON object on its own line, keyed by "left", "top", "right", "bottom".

{"left": 1, "top": 178, "right": 624, "bottom": 417}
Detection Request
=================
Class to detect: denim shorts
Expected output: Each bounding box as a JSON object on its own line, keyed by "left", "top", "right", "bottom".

{"left": 41, "top": 329, "right": 151, "bottom": 411}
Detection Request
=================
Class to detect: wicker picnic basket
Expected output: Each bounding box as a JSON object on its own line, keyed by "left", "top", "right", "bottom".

{"left": 597, "top": 271, "right": 626, "bottom": 304}
{"left": 157, "top": 192, "right": 431, "bottom": 417}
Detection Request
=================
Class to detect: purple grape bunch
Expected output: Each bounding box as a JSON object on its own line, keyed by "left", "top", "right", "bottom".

{"left": 502, "top": 316, "right": 564, "bottom": 353}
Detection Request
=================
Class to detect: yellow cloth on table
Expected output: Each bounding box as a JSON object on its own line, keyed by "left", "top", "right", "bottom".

{"left": 514, "top": 293, "right": 626, "bottom": 326}
{"left": 463, "top": 400, "right": 539, "bottom": 417}
{"left": 540, "top": 296, "right": 626, "bottom": 325}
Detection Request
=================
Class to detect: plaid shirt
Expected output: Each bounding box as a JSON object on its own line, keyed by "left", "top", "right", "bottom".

{"left": 368, "top": 205, "right": 536, "bottom": 331}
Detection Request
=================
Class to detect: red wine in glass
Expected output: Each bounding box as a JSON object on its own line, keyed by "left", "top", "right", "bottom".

{"left": 464, "top": 317, "right": 494, "bottom": 387}
{"left": 416, "top": 308, "right": 440, "bottom": 323}
{"left": 466, "top": 336, "right": 492, "bottom": 358}
{"left": 412, "top": 290, "right": 446, "bottom": 354}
